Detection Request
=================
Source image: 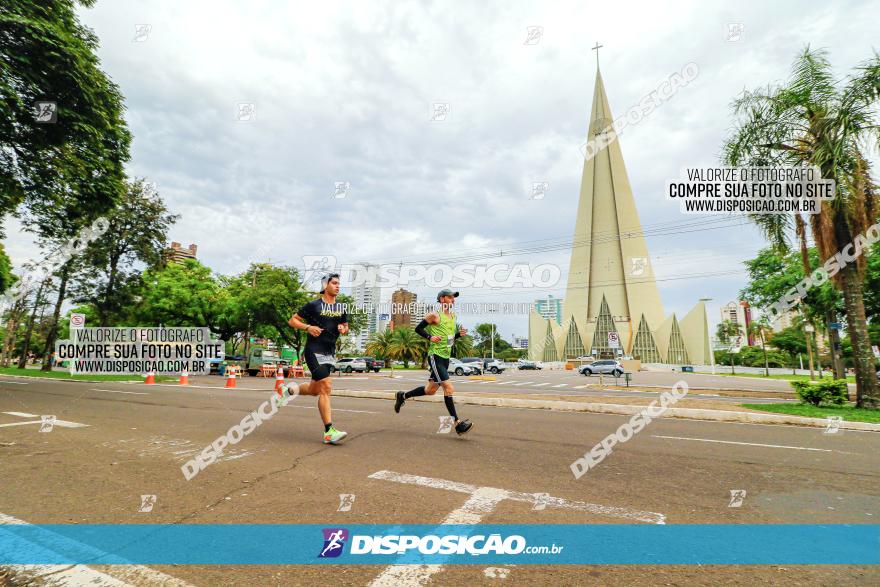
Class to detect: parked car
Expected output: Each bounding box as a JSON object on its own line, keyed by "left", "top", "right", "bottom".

{"left": 459, "top": 357, "right": 484, "bottom": 375}
{"left": 578, "top": 360, "right": 624, "bottom": 377}
{"left": 356, "top": 357, "right": 384, "bottom": 372}
{"left": 449, "top": 358, "right": 481, "bottom": 376}
{"left": 517, "top": 360, "right": 542, "bottom": 370}
{"left": 333, "top": 358, "right": 367, "bottom": 373}
{"left": 229, "top": 348, "right": 288, "bottom": 377}
{"left": 482, "top": 358, "right": 506, "bottom": 374}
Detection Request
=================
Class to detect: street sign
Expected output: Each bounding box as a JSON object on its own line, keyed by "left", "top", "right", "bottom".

{"left": 607, "top": 331, "right": 620, "bottom": 349}
{"left": 829, "top": 322, "right": 842, "bottom": 330}
{"left": 70, "top": 313, "right": 86, "bottom": 329}
{"left": 804, "top": 325, "right": 814, "bottom": 333}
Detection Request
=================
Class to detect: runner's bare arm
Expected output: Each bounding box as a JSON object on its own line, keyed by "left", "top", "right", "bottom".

{"left": 289, "top": 314, "right": 322, "bottom": 337}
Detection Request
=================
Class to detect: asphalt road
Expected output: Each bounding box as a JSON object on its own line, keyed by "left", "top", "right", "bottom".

{"left": 1, "top": 375, "right": 877, "bottom": 586}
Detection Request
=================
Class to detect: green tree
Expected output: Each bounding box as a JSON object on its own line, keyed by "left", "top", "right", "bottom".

{"left": 388, "top": 327, "right": 423, "bottom": 368}
{"left": 366, "top": 329, "right": 395, "bottom": 362}
{"left": 136, "top": 259, "right": 242, "bottom": 342}
{"left": 71, "top": 179, "right": 179, "bottom": 326}
{"left": 716, "top": 320, "right": 743, "bottom": 374}
{"left": 748, "top": 319, "right": 772, "bottom": 376}
{"left": 723, "top": 47, "right": 880, "bottom": 407}
{"left": 0, "top": 244, "right": 12, "bottom": 295}
{"left": 0, "top": 0, "right": 131, "bottom": 235}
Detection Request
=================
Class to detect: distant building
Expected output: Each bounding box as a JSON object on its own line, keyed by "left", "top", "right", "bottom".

{"left": 391, "top": 289, "right": 416, "bottom": 328}
{"left": 534, "top": 295, "right": 563, "bottom": 326}
{"left": 720, "top": 301, "right": 753, "bottom": 345}
{"left": 167, "top": 242, "right": 198, "bottom": 264}
{"left": 513, "top": 336, "right": 529, "bottom": 349}
{"left": 351, "top": 264, "right": 380, "bottom": 350}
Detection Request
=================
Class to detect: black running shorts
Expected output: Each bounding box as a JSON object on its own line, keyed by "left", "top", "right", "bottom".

{"left": 304, "top": 349, "right": 335, "bottom": 382}
{"left": 427, "top": 354, "right": 450, "bottom": 383}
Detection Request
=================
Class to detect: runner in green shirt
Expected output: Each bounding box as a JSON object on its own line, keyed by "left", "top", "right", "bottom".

{"left": 393, "top": 289, "right": 473, "bottom": 435}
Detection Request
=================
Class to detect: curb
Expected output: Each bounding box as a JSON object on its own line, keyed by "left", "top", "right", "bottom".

{"left": 330, "top": 389, "right": 880, "bottom": 432}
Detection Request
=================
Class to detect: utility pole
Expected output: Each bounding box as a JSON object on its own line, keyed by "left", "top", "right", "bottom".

{"left": 805, "top": 323, "right": 815, "bottom": 380}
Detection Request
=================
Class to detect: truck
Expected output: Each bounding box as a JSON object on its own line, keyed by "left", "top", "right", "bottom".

{"left": 229, "top": 347, "right": 289, "bottom": 377}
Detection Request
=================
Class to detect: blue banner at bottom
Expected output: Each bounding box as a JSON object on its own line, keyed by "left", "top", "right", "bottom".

{"left": 0, "top": 524, "right": 876, "bottom": 565}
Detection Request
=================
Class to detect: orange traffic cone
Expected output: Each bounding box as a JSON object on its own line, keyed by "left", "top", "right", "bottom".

{"left": 179, "top": 368, "right": 189, "bottom": 385}
{"left": 274, "top": 365, "right": 285, "bottom": 392}
{"left": 225, "top": 367, "right": 237, "bottom": 389}
{"left": 144, "top": 369, "right": 156, "bottom": 385}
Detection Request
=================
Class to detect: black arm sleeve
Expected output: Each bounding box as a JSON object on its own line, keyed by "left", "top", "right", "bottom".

{"left": 415, "top": 319, "right": 431, "bottom": 340}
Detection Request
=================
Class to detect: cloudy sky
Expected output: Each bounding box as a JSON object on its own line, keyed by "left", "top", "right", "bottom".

{"left": 4, "top": 0, "right": 878, "bottom": 340}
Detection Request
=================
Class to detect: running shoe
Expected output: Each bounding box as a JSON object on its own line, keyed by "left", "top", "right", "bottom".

{"left": 394, "top": 391, "right": 406, "bottom": 413}
{"left": 454, "top": 419, "right": 473, "bottom": 435}
{"left": 323, "top": 427, "right": 348, "bottom": 444}
{"left": 274, "top": 383, "right": 293, "bottom": 407}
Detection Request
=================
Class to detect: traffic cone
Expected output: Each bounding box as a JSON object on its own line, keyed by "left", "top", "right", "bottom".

{"left": 144, "top": 370, "right": 156, "bottom": 385}
{"left": 274, "top": 365, "right": 285, "bottom": 392}
{"left": 179, "top": 368, "right": 189, "bottom": 385}
{"left": 225, "top": 367, "right": 237, "bottom": 389}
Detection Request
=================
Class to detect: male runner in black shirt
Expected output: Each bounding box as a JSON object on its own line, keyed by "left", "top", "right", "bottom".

{"left": 278, "top": 273, "right": 349, "bottom": 444}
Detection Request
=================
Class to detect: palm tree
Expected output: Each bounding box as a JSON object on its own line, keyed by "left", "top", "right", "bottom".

{"left": 388, "top": 327, "right": 423, "bottom": 368}
{"left": 716, "top": 320, "right": 743, "bottom": 375}
{"left": 723, "top": 47, "right": 880, "bottom": 408}
{"left": 365, "top": 330, "right": 395, "bottom": 362}
{"left": 748, "top": 319, "right": 772, "bottom": 377}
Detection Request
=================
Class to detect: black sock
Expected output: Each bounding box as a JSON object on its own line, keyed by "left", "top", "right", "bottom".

{"left": 324, "top": 422, "right": 332, "bottom": 432}
{"left": 404, "top": 386, "right": 426, "bottom": 399}
{"left": 444, "top": 395, "right": 458, "bottom": 420}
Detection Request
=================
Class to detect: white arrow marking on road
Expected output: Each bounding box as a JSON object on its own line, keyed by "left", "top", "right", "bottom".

{"left": 652, "top": 435, "right": 833, "bottom": 452}
{"left": 1, "top": 412, "right": 88, "bottom": 428}
{"left": 367, "top": 470, "right": 665, "bottom": 586}
{"left": 0, "top": 511, "right": 194, "bottom": 586}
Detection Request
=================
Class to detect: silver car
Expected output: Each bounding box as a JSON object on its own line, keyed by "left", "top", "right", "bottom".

{"left": 449, "top": 358, "right": 480, "bottom": 376}
{"left": 578, "top": 360, "right": 624, "bottom": 377}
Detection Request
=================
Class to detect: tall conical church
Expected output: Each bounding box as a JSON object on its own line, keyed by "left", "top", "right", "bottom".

{"left": 529, "top": 69, "right": 710, "bottom": 364}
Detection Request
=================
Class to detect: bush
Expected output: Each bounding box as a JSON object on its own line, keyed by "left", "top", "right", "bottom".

{"left": 791, "top": 380, "right": 849, "bottom": 406}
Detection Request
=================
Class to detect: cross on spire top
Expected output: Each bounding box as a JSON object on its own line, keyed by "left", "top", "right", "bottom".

{"left": 591, "top": 42, "right": 603, "bottom": 69}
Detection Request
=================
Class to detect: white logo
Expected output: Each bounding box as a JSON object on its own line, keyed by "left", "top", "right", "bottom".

{"left": 301, "top": 255, "right": 337, "bottom": 288}
{"left": 437, "top": 416, "right": 455, "bottom": 434}
{"left": 430, "top": 103, "right": 450, "bottom": 122}
{"left": 823, "top": 415, "right": 843, "bottom": 435}
{"left": 629, "top": 257, "right": 648, "bottom": 276}
{"left": 524, "top": 26, "right": 543, "bottom": 45}
{"left": 728, "top": 489, "right": 747, "bottom": 507}
{"left": 138, "top": 494, "right": 157, "bottom": 512}
{"left": 332, "top": 181, "right": 351, "bottom": 199}
{"left": 133, "top": 24, "right": 152, "bottom": 42}
{"left": 337, "top": 494, "right": 356, "bottom": 512}
{"left": 39, "top": 415, "right": 56, "bottom": 433}
{"left": 532, "top": 492, "right": 549, "bottom": 511}
{"left": 35, "top": 101, "right": 57, "bottom": 123}
{"left": 726, "top": 23, "right": 744, "bottom": 42}
{"left": 530, "top": 182, "right": 549, "bottom": 200}
{"left": 237, "top": 103, "right": 256, "bottom": 121}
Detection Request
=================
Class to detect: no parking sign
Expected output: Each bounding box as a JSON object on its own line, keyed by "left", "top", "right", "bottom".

{"left": 607, "top": 331, "right": 620, "bottom": 349}
{"left": 70, "top": 313, "right": 86, "bottom": 329}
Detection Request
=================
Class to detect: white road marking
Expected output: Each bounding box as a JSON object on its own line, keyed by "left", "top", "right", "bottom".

{"left": 515, "top": 381, "right": 533, "bottom": 386}
{"left": 551, "top": 384, "right": 568, "bottom": 388}
{"left": 532, "top": 383, "right": 552, "bottom": 387}
{"left": 651, "top": 435, "right": 833, "bottom": 452}
{"left": 91, "top": 388, "right": 149, "bottom": 395}
{"left": 286, "top": 405, "right": 377, "bottom": 414}
{"left": 495, "top": 381, "right": 515, "bottom": 385}
{"left": 0, "top": 381, "right": 28, "bottom": 385}
{"left": 0, "top": 511, "right": 194, "bottom": 587}
{"left": 0, "top": 413, "right": 89, "bottom": 429}
{"left": 367, "top": 469, "right": 665, "bottom": 586}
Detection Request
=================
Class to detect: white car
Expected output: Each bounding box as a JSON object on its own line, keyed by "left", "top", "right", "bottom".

{"left": 449, "top": 358, "right": 481, "bottom": 376}
{"left": 332, "top": 358, "right": 367, "bottom": 373}
{"left": 578, "top": 360, "right": 624, "bottom": 377}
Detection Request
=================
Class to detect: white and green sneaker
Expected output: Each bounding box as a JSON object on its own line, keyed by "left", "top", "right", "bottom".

{"left": 323, "top": 427, "right": 348, "bottom": 445}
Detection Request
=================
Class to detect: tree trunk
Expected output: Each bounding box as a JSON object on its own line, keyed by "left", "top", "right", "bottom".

{"left": 839, "top": 263, "right": 879, "bottom": 407}
{"left": 760, "top": 334, "right": 769, "bottom": 377}
{"left": 825, "top": 312, "right": 845, "bottom": 379}
{"left": 41, "top": 266, "right": 70, "bottom": 371}
{"left": 17, "top": 279, "right": 48, "bottom": 369}
{"left": 101, "top": 255, "right": 119, "bottom": 327}
{"left": 1, "top": 299, "right": 26, "bottom": 367}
